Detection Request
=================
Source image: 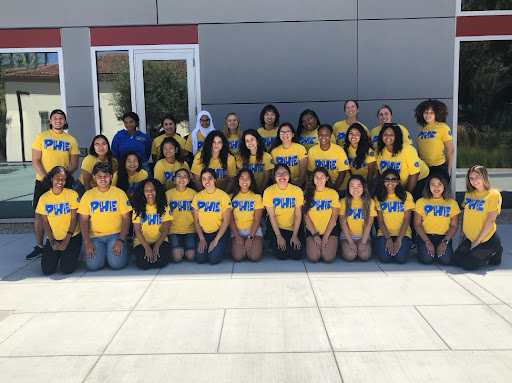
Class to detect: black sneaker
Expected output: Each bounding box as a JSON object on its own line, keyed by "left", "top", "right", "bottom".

{"left": 489, "top": 247, "right": 503, "bottom": 266}
{"left": 26, "top": 246, "right": 43, "bottom": 260}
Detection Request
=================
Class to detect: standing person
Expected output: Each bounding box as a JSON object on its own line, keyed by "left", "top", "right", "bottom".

{"left": 307, "top": 124, "right": 349, "bottom": 192}
{"left": 257, "top": 104, "right": 280, "bottom": 151}
{"left": 192, "top": 168, "right": 232, "bottom": 264}
{"left": 453, "top": 165, "right": 503, "bottom": 270}
{"left": 332, "top": 100, "right": 370, "bottom": 146}
{"left": 339, "top": 174, "right": 376, "bottom": 262}
{"left": 166, "top": 168, "right": 197, "bottom": 263}
{"left": 185, "top": 111, "right": 215, "bottom": 156}
{"left": 263, "top": 163, "right": 305, "bottom": 260}
{"left": 28, "top": 109, "right": 79, "bottom": 260}
{"left": 237, "top": 129, "right": 274, "bottom": 194}
{"left": 229, "top": 168, "right": 264, "bottom": 262}
{"left": 36, "top": 166, "right": 81, "bottom": 275}
{"left": 78, "top": 162, "right": 132, "bottom": 271}
{"left": 296, "top": 109, "right": 334, "bottom": 151}
{"left": 270, "top": 123, "right": 308, "bottom": 188}
{"left": 132, "top": 179, "right": 172, "bottom": 270}
{"left": 303, "top": 167, "right": 340, "bottom": 263}
{"left": 370, "top": 105, "right": 413, "bottom": 149}
{"left": 151, "top": 114, "right": 186, "bottom": 163}
{"left": 111, "top": 112, "right": 151, "bottom": 172}
{"left": 343, "top": 123, "right": 376, "bottom": 188}
{"left": 112, "top": 151, "right": 149, "bottom": 201}
{"left": 153, "top": 136, "right": 190, "bottom": 190}
{"left": 414, "top": 173, "right": 460, "bottom": 265}
{"left": 415, "top": 99, "right": 454, "bottom": 178}
{"left": 223, "top": 112, "right": 242, "bottom": 156}
{"left": 374, "top": 169, "right": 415, "bottom": 264}
{"left": 76, "top": 134, "right": 118, "bottom": 196}
{"left": 191, "top": 131, "right": 237, "bottom": 193}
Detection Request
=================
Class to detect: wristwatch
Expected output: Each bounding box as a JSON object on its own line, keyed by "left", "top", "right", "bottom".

{"left": 247, "top": 235, "right": 254, "bottom": 240}
{"left": 441, "top": 238, "right": 450, "bottom": 244}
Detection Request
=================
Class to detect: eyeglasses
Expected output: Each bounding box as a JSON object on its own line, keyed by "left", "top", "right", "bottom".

{"left": 275, "top": 172, "right": 289, "bottom": 177}
{"left": 423, "top": 111, "right": 435, "bottom": 116}
{"left": 383, "top": 177, "right": 399, "bottom": 183}
{"left": 200, "top": 118, "right": 210, "bottom": 123}
{"left": 280, "top": 130, "right": 293, "bottom": 135}
{"left": 94, "top": 142, "right": 108, "bottom": 147}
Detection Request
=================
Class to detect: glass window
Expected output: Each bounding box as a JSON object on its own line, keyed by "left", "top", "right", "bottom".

{"left": 462, "top": 0, "right": 512, "bottom": 11}
{"left": 39, "top": 111, "right": 49, "bottom": 131}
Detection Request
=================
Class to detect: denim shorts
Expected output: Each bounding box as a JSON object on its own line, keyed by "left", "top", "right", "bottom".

{"left": 168, "top": 233, "right": 197, "bottom": 251}
{"left": 231, "top": 227, "right": 264, "bottom": 238}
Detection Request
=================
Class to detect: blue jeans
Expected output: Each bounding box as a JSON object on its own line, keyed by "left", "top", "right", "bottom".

{"left": 377, "top": 235, "right": 411, "bottom": 264}
{"left": 196, "top": 230, "right": 230, "bottom": 265}
{"left": 86, "top": 233, "right": 131, "bottom": 270}
{"left": 169, "top": 233, "right": 197, "bottom": 251}
{"left": 417, "top": 234, "right": 453, "bottom": 265}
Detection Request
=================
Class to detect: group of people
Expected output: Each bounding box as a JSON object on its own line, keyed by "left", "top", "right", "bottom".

{"left": 27, "top": 101, "right": 503, "bottom": 275}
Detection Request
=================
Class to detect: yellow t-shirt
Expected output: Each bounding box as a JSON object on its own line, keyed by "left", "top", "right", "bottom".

{"left": 375, "top": 192, "right": 415, "bottom": 238}
{"left": 332, "top": 120, "right": 370, "bottom": 146}
{"left": 307, "top": 144, "right": 349, "bottom": 190}
{"left": 417, "top": 122, "right": 453, "bottom": 167}
{"left": 270, "top": 143, "right": 308, "bottom": 185}
{"left": 305, "top": 188, "right": 341, "bottom": 235}
{"left": 191, "top": 188, "right": 232, "bottom": 233}
{"left": 342, "top": 145, "right": 377, "bottom": 189}
{"left": 370, "top": 124, "right": 413, "bottom": 149}
{"left": 166, "top": 187, "right": 197, "bottom": 234}
{"left": 340, "top": 198, "right": 377, "bottom": 236}
{"left": 376, "top": 144, "right": 429, "bottom": 186}
{"left": 154, "top": 159, "right": 190, "bottom": 190}
{"left": 236, "top": 152, "right": 274, "bottom": 190}
{"left": 257, "top": 127, "right": 278, "bottom": 151}
{"left": 79, "top": 155, "right": 118, "bottom": 187}
{"left": 78, "top": 186, "right": 132, "bottom": 238}
{"left": 414, "top": 197, "right": 460, "bottom": 235}
{"left": 112, "top": 169, "right": 149, "bottom": 197}
{"left": 185, "top": 130, "right": 206, "bottom": 153}
{"left": 132, "top": 203, "right": 172, "bottom": 246}
{"left": 263, "top": 183, "right": 304, "bottom": 231}
{"left": 299, "top": 129, "right": 337, "bottom": 152}
{"left": 151, "top": 133, "right": 186, "bottom": 157}
{"left": 31, "top": 129, "right": 80, "bottom": 181}
{"left": 35, "top": 188, "right": 80, "bottom": 240}
{"left": 462, "top": 189, "right": 501, "bottom": 243}
{"left": 226, "top": 134, "right": 240, "bottom": 156}
{"left": 232, "top": 191, "right": 264, "bottom": 230}
{"left": 191, "top": 153, "right": 237, "bottom": 191}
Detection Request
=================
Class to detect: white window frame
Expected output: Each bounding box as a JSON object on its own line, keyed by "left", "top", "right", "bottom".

{"left": 456, "top": 0, "right": 512, "bottom": 16}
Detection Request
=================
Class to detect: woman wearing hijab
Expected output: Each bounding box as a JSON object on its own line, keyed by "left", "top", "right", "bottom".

{"left": 185, "top": 111, "right": 216, "bottom": 156}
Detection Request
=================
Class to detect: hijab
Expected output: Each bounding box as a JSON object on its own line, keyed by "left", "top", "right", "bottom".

{"left": 191, "top": 111, "right": 215, "bottom": 155}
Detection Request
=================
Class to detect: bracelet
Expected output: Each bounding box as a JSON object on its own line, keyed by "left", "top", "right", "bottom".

{"left": 247, "top": 235, "right": 254, "bottom": 240}
{"left": 385, "top": 237, "right": 391, "bottom": 240}
{"left": 117, "top": 238, "right": 125, "bottom": 243}
{"left": 313, "top": 232, "right": 320, "bottom": 237}
{"left": 67, "top": 231, "right": 73, "bottom": 235}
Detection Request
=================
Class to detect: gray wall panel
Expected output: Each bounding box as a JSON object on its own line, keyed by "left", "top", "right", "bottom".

{"left": 0, "top": 0, "right": 156, "bottom": 28}
{"left": 199, "top": 21, "right": 357, "bottom": 104}
{"left": 159, "top": 0, "right": 357, "bottom": 24}
{"left": 66, "top": 106, "right": 96, "bottom": 172}
{"left": 358, "top": 0, "right": 455, "bottom": 19}
{"left": 358, "top": 18, "right": 455, "bottom": 100}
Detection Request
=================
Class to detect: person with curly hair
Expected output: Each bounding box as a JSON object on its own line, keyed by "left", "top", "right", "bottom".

{"left": 223, "top": 112, "right": 242, "bottom": 156}
{"left": 191, "top": 131, "right": 237, "bottom": 193}
{"left": 151, "top": 114, "right": 186, "bottom": 164}
{"left": 131, "top": 178, "right": 172, "bottom": 269}
{"left": 112, "top": 150, "right": 149, "bottom": 201}
{"left": 257, "top": 104, "right": 280, "bottom": 151}
{"left": 332, "top": 100, "right": 370, "bottom": 146}
{"left": 35, "top": 166, "right": 81, "bottom": 275}
{"left": 343, "top": 123, "right": 376, "bottom": 189}
{"left": 237, "top": 129, "right": 274, "bottom": 194}
{"left": 153, "top": 136, "right": 190, "bottom": 191}
{"left": 370, "top": 105, "right": 413, "bottom": 149}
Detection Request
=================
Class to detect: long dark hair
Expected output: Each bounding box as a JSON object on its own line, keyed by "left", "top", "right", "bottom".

{"left": 132, "top": 178, "right": 168, "bottom": 220}
{"left": 200, "top": 131, "right": 230, "bottom": 170}
{"left": 344, "top": 123, "right": 372, "bottom": 169}
{"left": 232, "top": 168, "right": 258, "bottom": 197}
{"left": 296, "top": 109, "right": 320, "bottom": 137}
{"left": 377, "top": 123, "right": 403, "bottom": 156}
{"left": 239, "top": 129, "right": 265, "bottom": 165}
{"left": 259, "top": 104, "right": 280, "bottom": 128}
{"left": 89, "top": 134, "right": 115, "bottom": 170}
{"left": 376, "top": 169, "right": 406, "bottom": 202}
{"left": 159, "top": 136, "right": 186, "bottom": 163}
{"left": 269, "top": 122, "right": 300, "bottom": 152}
{"left": 303, "top": 167, "right": 334, "bottom": 214}
{"left": 344, "top": 174, "right": 372, "bottom": 229}
{"left": 117, "top": 150, "right": 142, "bottom": 193}
{"left": 42, "top": 166, "right": 75, "bottom": 189}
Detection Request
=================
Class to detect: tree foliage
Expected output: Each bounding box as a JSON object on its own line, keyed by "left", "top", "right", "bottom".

{"left": 462, "top": 0, "right": 512, "bottom": 11}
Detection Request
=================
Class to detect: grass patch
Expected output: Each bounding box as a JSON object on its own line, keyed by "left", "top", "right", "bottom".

{"left": 457, "top": 144, "right": 512, "bottom": 168}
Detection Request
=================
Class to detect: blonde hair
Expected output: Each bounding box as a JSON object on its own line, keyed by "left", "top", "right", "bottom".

{"left": 466, "top": 165, "right": 492, "bottom": 192}
{"left": 223, "top": 112, "right": 242, "bottom": 139}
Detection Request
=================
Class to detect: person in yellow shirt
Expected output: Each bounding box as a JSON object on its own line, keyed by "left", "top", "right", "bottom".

{"left": 166, "top": 168, "right": 197, "bottom": 262}
{"left": 414, "top": 173, "right": 460, "bottom": 265}
{"left": 414, "top": 99, "right": 454, "bottom": 178}
{"left": 185, "top": 111, "right": 215, "bottom": 155}
{"left": 223, "top": 112, "right": 242, "bottom": 157}
{"left": 229, "top": 168, "right": 264, "bottom": 261}
{"left": 192, "top": 168, "right": 232, "bottom": 264}
{"left": 370, "top": 105, "right": 413, "bottom": 149}
{"left": 76, "top": 134, "right": 118, "bottom": 196}
{"left": 151, "top": 114, "right": 187, "bottom": 163}
{"left": 237, "top": 129, "right": 274, "bottom": 194}
{"left": 339, "top": 174, "right": 376, "bottom": 262}
{"left": 28, "top": 109, "right": 80, "bottom": 261}
{"left": 35, "top": 166, "right": 81, "bottom": 275}
{"left": 263, "top": 163, "right": 305, "bottom": 260}
{"left": 191, "top": 131, "right": 237, "bottom": 193}
{"left": 307, "top": 124, "right": 349, "bottom": 192}
{"left": 343, "top": 123, "right": 376, "bottom": 189}
{"left": 112, "top": 150, "right": 149, "bottom": 201}
{"left": 332, "top": 100, "right": 370, "bottom": 146}
{"left": 270, "top": 123, "right": 308, "bottom": 187}
{"left": 153, "top": 136, "right": 190, "bottom": 190}
{"left": 257, "top": 104, "right": 280, "bottom": 151}
{"left": 79, "top": 162, "right": 132, "bottom": 271}
{"left": 303, "top": 167, "right": 340, "bottom": 263}
{"left": 296, "top": 109, "right": 335, "bottom": 151}
{"left": 132, "top": 178, "right": 172, "bottom": 269}
{"left": 453, "top": 165, "right": 503, "bottom": 270}
{"left": 374, "top": 169, "right": 415, "bottom": 264}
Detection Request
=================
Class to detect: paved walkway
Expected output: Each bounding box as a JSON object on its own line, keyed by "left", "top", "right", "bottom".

{"left": 0, "top": 226, "right": 512, "bottom": 382}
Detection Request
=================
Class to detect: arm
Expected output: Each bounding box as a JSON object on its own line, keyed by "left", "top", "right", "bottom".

{"left": 436, "top": 213, "right": 459, "bottom": 257}
{"left": 229, "top": 210, "right": 244, "bottom": 249}
{"left": 413, "top": 211, "right": 435, "bottom": 256}
{"left": 209, "top": 208, "right": 232, "bottom": 252}
{"left": 340, "top": 214, "right": 357, "bottom": 256}
{"left": 296, "top": 157, "right": 308, "bottom": 188}
{"left": 259, "top": 170, "right": 271, "bottom": 194}
{"left": 31, "top": 149, "right": 47, "bottom": 179}
{"left": 40, "top": 214, "right": 58, "bottom": 250}
{"left": 225, "top": 177, "right": 235, "bottom": 194}
{"left": 266, "top": 206, "right": 286, "bottom": 250}
{"left": 193, "top": 174, "right": 203, "bottom": 191}
{"left": 406, "top": 172, "right": 419, "bottom": 194}
{"left": 152, "top": 220, "right": 171, "bottom": 260}
{"left": 245, "top": 208, "right": 263, "bottom": 250}
{"left": 80, "top": 214, "right": 95, "bottom": 259}
{"left": 111, "top": 211, "right": 131, "bottom": 257}
{"left": 366, "top": 162, "right": 375, "bottom": 186}
{"left": 290, "top": 205, "right": 303, "bottom": 250}
{"left": 444, "top": 140, "right": 454, "bottom": 175}
{"left": 376, "top": 210, "right": 394, "bottom": 255}
{"left": 360, "top": 216, "right": 374, "bottom": 245}
{"left": 333, "top": 170, "right": 346, "bottom": 191}
{"left": 321, "top": 207, "right": 339, "bottom": 248}
{"left": 193, "top": 208, "right": 207, "bottom": 252}
{"left": 55, "top": 209, "right": 78, "bottom": 251}
{"left": 304, "top": 212, "right": 322, "bottom": 249}
{"left": 82, "top": 170, "right": 93, "bottom": 191}
{"left": 393, "top": 209, "right": 412, "bottom": 254}
{"left": 68, "top": 154, "right": 79, "bottom": 175}
{"left": 470, "top": 210, "right": 498, "bottom": 250}
{"left": 133, "top": 222, "right": 153, "bottom": 261}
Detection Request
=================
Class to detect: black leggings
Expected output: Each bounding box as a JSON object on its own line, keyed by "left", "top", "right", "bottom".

{"left": 41, "top": 234, "right": 82, "bottom": 275}
{"left": 452, "top": 232, "right": 503, "bottom": 270}
{"left": 268, "top": 228, "right": 305, "bottom": 260}
{"left": 133, "top": 241, "right": 171, "bottom": 269}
